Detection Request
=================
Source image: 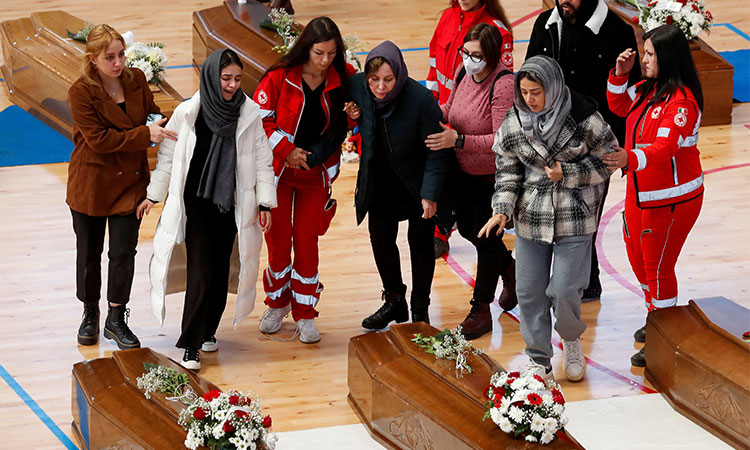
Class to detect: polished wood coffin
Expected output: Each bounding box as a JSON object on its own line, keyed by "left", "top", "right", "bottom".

{"left": 72, "top": 348, "right": 219, "bottom": 450}
{"left": 0, "top": 11, "right": 184, "bottom": 140}
{"left": 348, "top": 322, "right": 583, "bottom": 449}
{"left": 540, "top": 0, "right": 734, "bottom": 125}
{"left": 193, "top": 0, "right": 288, "bottom": 96}
{"left": 645, "top": 297, "right": 750, "bottom": 449}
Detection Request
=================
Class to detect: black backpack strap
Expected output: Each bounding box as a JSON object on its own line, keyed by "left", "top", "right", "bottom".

{"left": 455, "top": 67, "right": 466, "bottom": 91}
{"left": 489, "top": 69, "right": 513, "bottom": 105}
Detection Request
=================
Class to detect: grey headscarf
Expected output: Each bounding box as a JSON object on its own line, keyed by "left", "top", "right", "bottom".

{"left": 364, "top": 41, "right": 409, "bottom": 109}
{"left": 514, "top": 55, "right": 572, "bottom": 149}
{"left": 196, "top": 49, "right": 246, "bottom": 213}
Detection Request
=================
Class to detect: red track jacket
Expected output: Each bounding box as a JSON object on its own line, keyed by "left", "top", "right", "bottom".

{"left": 427, "top": 2, "right": 514, "bottom": 104}
{"left": 607, "top": 69, "right": 704, "bottom": 208}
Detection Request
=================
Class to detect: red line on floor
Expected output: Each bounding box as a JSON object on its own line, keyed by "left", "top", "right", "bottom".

{"left": 511, "top": 8, "right": 543, "bottom": 28}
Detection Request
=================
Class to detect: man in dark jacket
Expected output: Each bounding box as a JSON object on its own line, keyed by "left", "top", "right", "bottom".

{"left": 526, "top": 0, "right": 641, "bottom": 301}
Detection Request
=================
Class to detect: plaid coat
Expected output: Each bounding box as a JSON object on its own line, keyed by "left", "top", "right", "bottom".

{"left": 491, "top": 93, "right": 616, "bottom": 244}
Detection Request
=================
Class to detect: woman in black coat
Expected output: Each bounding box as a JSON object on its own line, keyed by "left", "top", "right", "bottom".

{"left": 347, "top": 41, "right": 450, "bottom": 329}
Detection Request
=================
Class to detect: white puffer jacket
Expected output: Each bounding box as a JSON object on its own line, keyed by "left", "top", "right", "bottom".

{"left": 146, "top": 91, "right": 276, "bottom": 327}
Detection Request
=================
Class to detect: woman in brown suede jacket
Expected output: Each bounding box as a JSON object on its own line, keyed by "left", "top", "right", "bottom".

{"left": 67, "top": 24, "right": 176, "bottom": 349}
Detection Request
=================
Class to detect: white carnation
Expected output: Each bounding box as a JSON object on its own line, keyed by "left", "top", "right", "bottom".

{"left": 525, "top": 434, "right": 538, "bottom": 443}
{"left": 498, "top": 416, "right": 514, "bottom": 433}
{"left": 530, "top": 413, "right": 545, "bottom": 433}
{"left": 510, "top": 377, "right": 527, "bottom": 390}
{"left": 553, "top": 403, "right": 564, "bottom": 416}
{"left": 545, "top": 417, "right": 559, "bottom": 433}
{"left": 541, "top": 431, "right": 556, "bottom": 444}
{"left": 542, "top": 393, "right": 553, "bottom": 406}
{"left": 508, "top": 406, "right": 524, "bottom": 422}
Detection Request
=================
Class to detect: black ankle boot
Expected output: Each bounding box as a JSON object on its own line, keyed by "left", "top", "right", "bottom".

{"left": 362, "top": 289, "right": 408, "bottom": 330}
{"left": 77, "top": 302, "right": 100, "bottom": 345}
{"left": 410, "top": 295, "right": 430, "bottom": 324}
{"left": 104, "top": 305, "right": 141, "bottom": 349}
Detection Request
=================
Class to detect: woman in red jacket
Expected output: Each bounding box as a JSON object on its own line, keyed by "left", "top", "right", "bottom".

{"left": 604, "top": 25, "right": 704, "bottom": 367}
{"left": 253, "top": 17, "right": 353, "bottom": 343}
{"left": 427, "top": 0, "right": 514, "bottom": 256}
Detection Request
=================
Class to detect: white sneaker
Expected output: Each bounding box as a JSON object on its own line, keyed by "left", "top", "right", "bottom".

{"left": 259, "top": 304, "right": 291, "bottom": 334}
{"left": 181, "top": 348, "right": 200, "bottom": 370}
{"left": 562, "top": 338, "right": 586, "bottom": 382}
{"left": 201, "top": 336, "right": 218, "bottom": 352}
{"left": 296, "top": 318, "right": 321, "bottom": 344}
{"left": 525, "top": 358, "right": 554, "bottom": 382}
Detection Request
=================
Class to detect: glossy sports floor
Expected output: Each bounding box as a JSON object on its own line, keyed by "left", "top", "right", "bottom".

{"left": 0, "top": 0, "right": 748, "bottom": 448}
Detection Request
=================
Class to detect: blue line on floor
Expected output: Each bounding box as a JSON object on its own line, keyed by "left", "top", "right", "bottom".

{"left": 165, "top": 64, "right": 195, "bottom": 69}
{"left": 0, "top": 363, "right": 79, "bottom": 449}
{"left": 715, "top": 23, "right": 750, "bottom": 42}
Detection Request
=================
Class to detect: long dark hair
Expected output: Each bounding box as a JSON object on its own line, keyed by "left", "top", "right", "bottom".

{"left": 264, "top": 16, "right": 348, "bottom": 139}
{"left": 446, "top": 0, "right": 512, "bottom": 36}
{"left": 635, "top": 25, "right": 704, "bottom": 111}
{"left": 463, "top": 23, "right": 503, "bottom": 74}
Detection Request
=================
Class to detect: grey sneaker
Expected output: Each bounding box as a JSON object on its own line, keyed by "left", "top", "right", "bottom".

{"left": 562, "top": 338, "right": 586, "bottom": 382}
{"left": 296, "top": 318, "right": 321, "bottom": 344}
{"left": 525, "top": 358, "right": 554, "bottom": 382}
{"left": 259, "top": 304, "right": 291, "bottom": 334}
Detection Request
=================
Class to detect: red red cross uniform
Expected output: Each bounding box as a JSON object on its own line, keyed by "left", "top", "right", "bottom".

{"left": 607, "top": 69, "right": 704, "bottom": 310}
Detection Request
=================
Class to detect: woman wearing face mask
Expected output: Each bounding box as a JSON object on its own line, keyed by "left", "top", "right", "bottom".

{"left": 347, "top": 41, "right": 450, "bottom": 330}
{"left": 252, "top": 17, "right": 355, "bottom": 344}
{"left": 479, "top": 56, "right": 615, "bottom": 382}
{"left": 424, "top": 23, "right": 516, "bottom": 340}
{"left": 427, "top": 0, "right": 514, "bottom": 257}
{"left": 67, "top": 24, "right": 175, "bottom": 350}
{"left": 604, "top": 25, "right": 704, "bottom": 368}
{"left": 139, "top": 49, "right": 276, "bottom": 370}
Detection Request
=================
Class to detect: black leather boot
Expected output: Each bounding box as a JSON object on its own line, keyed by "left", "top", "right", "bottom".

{"left": 104, "top": 305, "right": 141, "bottom": 349}
{"left": 362, "top": 289, "right": 408, "bottom": 330}
{"left": 410, "top": 295, "right": 430, "bottom": 324}
{"left": 77, "top": 302, "right": 99, "bottom": 345}
{"left": 497, "top": 259, "right": 518, "bottom": 311}
{"left": 631, "top": 347, "right": 646, "bottom": 367}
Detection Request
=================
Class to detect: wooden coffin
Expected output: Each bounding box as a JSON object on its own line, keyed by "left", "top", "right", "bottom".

{"left": 540, "top": 0, "right": 733, "bottom": 125}
{"left": 193, "top": 0, "right": 288, "bottom": 96}
{"left": 348, "top": 322, "right": 583, "bottom": 449}
{"left": 72, "top": 347, "right": 219, "bottom": 450}
{"left": 644, "top": 297, "right": 750, "bottom": 449}
{"left": 0, "top": 11, "right": 184, "bottom": 141}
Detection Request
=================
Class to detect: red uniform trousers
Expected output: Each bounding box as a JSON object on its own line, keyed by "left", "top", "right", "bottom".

{"left": 263, "top": 167, "right": 329, "bottom": 320}
{"left": 622, "top": 182, "right": 702, "bottom": 311}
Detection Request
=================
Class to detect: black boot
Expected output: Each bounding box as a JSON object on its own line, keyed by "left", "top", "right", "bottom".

{"left": 104, "top": 305, "right": 141, "bottom": 349}
{"left": 410, "top": 295, "right": 430, "bottom": 324}
{"left": 77, "top": 302, "right": 99, "bottom": 345}
{"left": 362, "top": 289, "right": 408, "bottom": 330}
{"left": 631, "top": 347, "right": 646, "bottom": 367}
{"left": 497, "top": 259, "right": 518, "bottom": 311}
{"left": 633, "top": 325, "right": 646, "bottom": 343}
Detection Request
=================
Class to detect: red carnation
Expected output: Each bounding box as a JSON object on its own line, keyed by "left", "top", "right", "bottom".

{"left": 223, "top": 421, "right": 235, "bottom": 433}
{"left": 229, "top": 395, "right": 239, "bottom": 406}
{"left": 632, "top": 16, "right": 639, "bottom": 24}
{"left": 203, "top": 389, "right": 221, "bottom": 402}
{"left": 527, "top": 393, "right": 543, "bottom": 406}
{"left": 666, "top": 16, "right": 674, "bottom": 24}
{"left": 508, "top": 371, "right": 521, "bottom": 378}
{"left": 551, "top": 388, "right": 565, "bottom": 405}
{"left": 193, "top": 407, "right": 207, "bottom": 420}
{"left": 235, "top": 410, "right": 249, "bottom": 419}
{"left": 533, "top": 374, "right": 545, "bottom": 384}
{"left": 262, "top": 415, "right": 273, "bottom": 428}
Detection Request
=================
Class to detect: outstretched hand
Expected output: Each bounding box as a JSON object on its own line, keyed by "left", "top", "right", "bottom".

{"left": 478, "top": 214, "right": 507, "bottom": 238}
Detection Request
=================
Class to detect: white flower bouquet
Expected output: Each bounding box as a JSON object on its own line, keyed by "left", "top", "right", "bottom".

{"left": 483, "top": 369, "right": 568, "bottom": 445}
{"left": 411, "top": 326, "right": 482, "bottom": 375}
{"left": 178, "top": 389, "right": 277, "bottom": 450}
{"left": 620, "top": 0, "right": 714, "bottom": 40}
{"left": 136, "top": 363, "right": 191, "bottom": 400}
{"left": 125, "top": 41, "right": 168, "bottom": 84}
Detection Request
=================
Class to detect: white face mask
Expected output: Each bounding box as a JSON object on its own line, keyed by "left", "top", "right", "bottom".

{"left": 461, "top": 53, "right": 487, "bottom": 76}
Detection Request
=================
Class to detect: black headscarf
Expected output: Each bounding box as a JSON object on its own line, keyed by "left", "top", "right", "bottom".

{"left": 196, "top": 49, "right": 246, "bottom": 213}
{"left": 364, "top": 41, "right": 409, "bottom": 109}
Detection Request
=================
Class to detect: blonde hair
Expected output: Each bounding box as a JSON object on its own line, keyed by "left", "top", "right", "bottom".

{"left": 81, "top": 24, "right": 132, "bottom": 87}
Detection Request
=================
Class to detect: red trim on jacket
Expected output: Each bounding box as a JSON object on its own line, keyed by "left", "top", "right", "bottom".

{"left": 253, "top": 63, "right": 356, "bottom": 175}
{"left": 427, "top": 3, "right": 514, "bottom": 104}
{"left": 607, "top": 69, "right": 704, "bottom": 208}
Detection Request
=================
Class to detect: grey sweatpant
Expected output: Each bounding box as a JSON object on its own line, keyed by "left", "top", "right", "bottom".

{"left": 515, "top": 234, "right": 592, "bottom": 367}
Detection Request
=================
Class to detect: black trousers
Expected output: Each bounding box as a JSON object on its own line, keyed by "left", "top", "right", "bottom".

{"left": 70, "top": 208, "right": 141, "bottom": 304}
{"left": 454, "top": 173, "right": 513, "bottom": 304}
{"left": 367, "top": 207, "right": 435, "bottom": 299}
{"left": 176, "top": 197, "right": 237, "bottom": 349}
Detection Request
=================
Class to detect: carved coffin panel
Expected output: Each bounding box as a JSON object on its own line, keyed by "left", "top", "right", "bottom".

{"left": 348, "top": 322, "right": 583, "bottom": 449}
{"left": 645, "top": 297, "right": 750, "bottom": 449}
{"left": 72, "top": 348, "right": 220, "bottom": 450}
